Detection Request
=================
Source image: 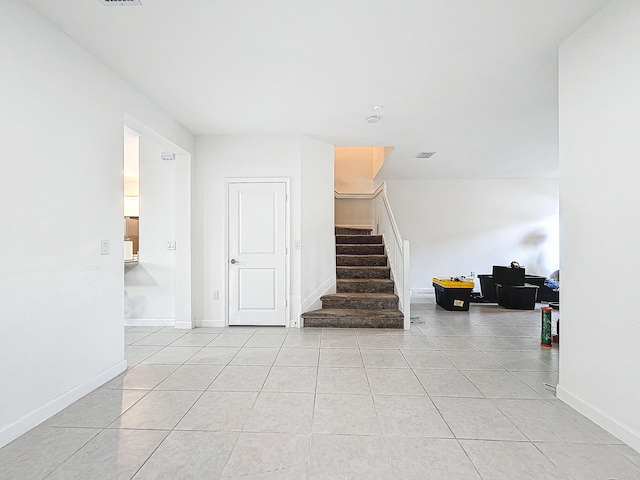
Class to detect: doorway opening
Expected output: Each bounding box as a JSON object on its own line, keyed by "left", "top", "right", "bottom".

{"left": 122, "top": 117, "right": 192, "bottom": 330}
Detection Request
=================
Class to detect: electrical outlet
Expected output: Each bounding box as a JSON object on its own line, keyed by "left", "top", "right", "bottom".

{"left": 167, "top": 241, "right": 176, "bottom": 250}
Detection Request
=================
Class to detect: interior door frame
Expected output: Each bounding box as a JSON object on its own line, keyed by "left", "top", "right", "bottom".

{"left": 225, "top": 177, "right": 291, "bottom": 327}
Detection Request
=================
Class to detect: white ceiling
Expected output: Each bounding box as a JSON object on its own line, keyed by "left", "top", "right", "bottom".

{"left": 25, "top": 0, "right": 608, "bottom": 179}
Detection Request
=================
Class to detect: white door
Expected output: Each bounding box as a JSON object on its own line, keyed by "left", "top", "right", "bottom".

{"left": 228, "top": 182, "right": 287, "bottom": 326}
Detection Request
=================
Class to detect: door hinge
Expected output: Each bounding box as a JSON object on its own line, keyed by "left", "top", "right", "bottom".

{"left": 285, "top": 247, "right": 288, "bottom": 255}
{"left": 285, "top": 299, "right": 288, "bottom": 307}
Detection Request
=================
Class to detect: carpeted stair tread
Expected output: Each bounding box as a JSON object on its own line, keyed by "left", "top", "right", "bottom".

{"left": 335, "top": 227, "right": 373, "bottom": 235}
{"left": 302, "top": 308, "right": 402, "bottom": 318}
{"left": 335, "top": 235, "right": 383, "bottom": 245}
{"left": 322, "top": 293, "right": 398, "bottom": 300}
{"left": 337, "top": 279, "right": 395, "bottom": 293}
{"left": 337, "top": 278, "right": 395, "bottom": 285}
{"left": 320, "top": 293, "right": 399, "bottom": 310}
{"left": 336, "top": 244, "right": 385, "bottom": 255}
{"left": 337, "top": 266, "right": 391, "bottom": 279}
{"left": 301, "top": 308, "right": 404, "bottom": 328}
{"left": 336, "top": 254, "right": 387, "bottom": 266}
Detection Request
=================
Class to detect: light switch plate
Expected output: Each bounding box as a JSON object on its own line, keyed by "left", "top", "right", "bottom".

{"left": 101, "top": 239, "right": 109, "bottom": 255}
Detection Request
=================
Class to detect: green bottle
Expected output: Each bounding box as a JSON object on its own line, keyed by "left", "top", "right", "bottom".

{"left": 541, "top": 307, "right": 552, "bottom": 347}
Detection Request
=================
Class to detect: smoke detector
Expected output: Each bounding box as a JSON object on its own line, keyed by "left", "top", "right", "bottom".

{"left": 100, "top": 0, "right": 142, "bottom": 6}
{"left": 415, "top": 152, "right": 435, "bottom": 159}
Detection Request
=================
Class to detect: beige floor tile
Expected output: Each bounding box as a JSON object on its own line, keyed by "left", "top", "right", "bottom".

{"left": 386, "top": 437, "right": 482, "bottom": 479}
{"left": 133, "top": 431, "right": 237, "bottom": 479}
{"left": 220, "top": 432, "right": 309, "bottom": 478}
{"left": 47, "top": 429, "right": 168, "bottom": 480}
{"left": 313, "top": 393, "right": 380, "bottom": 435}
{"left": 308, "top": 434, "right": 392, "bottom": 479}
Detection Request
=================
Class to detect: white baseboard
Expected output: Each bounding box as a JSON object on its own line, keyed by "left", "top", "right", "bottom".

{"left": 556, "top": 384, "right": 640, "bottom": 453}
{"left": 0, "top": 359, "right": 127, "bottom": 448}
{"left": 411, "top": 288, "right": 435, "bottom": 296}
{"left": 124, "top": 318, "right": 175, "bottom": 327}
{"left": 174, "top": 320, "right": 193, "bottom": 330}
{"left": 196, "top": 319, "right": 226, "bottom": 328}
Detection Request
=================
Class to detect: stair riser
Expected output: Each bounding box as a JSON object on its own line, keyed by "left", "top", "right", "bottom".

{"left": 303, "top": 316, "right": 403, "bottom": 329}
{"left": 335, "top": 228, "right": 372, "bottom": 235}
{"left": 337, "top": 267, "right": 391, "bottom": 279}
{"left": 321, "top": 298, "right": 398, "bottom": 310}
{"left": 337, "top": 281, "right": 395, "bottom": 294}
{"left": 336, "top": 245, "right": 385, "bottom": 255}
{"left": 336, "top": 235, "right": 383, "bottom": 245}
{"left": 336, "top": 255, "right": 387, "bottom": 266}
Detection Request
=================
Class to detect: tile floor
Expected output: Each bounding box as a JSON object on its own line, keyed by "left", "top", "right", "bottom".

{"left": 2, "top": 294, "right": 640, "bottom": 479}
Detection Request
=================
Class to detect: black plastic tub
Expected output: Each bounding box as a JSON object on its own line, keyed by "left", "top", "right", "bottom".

{"left": 433, "top": 281, "right": 473, "bottom": 311}
{"left": 478, "top": 274, "right": 497, "bottom": 303}
{"left": 496, "top": 284, "right": 538, "bottom": 310}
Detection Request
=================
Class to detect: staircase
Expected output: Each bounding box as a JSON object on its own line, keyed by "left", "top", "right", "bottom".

{"left": 301, "top": 227, "right": 404, "bottom": 328}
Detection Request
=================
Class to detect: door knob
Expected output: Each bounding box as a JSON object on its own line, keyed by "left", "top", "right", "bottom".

{"left": 230, "top": 259, "right": 238, "bottom": 264}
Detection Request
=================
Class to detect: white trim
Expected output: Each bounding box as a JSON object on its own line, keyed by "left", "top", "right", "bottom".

{"left": 225, "top": 177, "right": 291, "bottom": 327}
{"left": 402, "top": 239, "right": 411, "bottom": 330}
{"left": 556, "top": 384, "right": 640, "bottom": 452}
{"left": 411, "top": 288, "right": 435, "bottom": 296}
{"left": 196, "top": 319, "right": 226, "bottom": 328}
{"left": 124, "top": 318, "right": 175, "bottom": 327}
{"left": 123, "top": 115, "right": 190, "bottom": 155}
{"left": 0, "top": 360, "right": 127, "bottom": 448}
{"left": 301, "top": 274, "right": 336, "bottom": 314}
{"left": 335, "top": 224, "right": 373, "bottom": 230}
{"left": 174, "top": 320, "right": 193, "bottom": 330}
{"left": 334, "top": 184, "right": 384, "bottom": 199}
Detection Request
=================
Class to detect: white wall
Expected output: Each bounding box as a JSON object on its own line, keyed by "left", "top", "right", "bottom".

{"left": 558, "top": 0, "right": 640, "bottom": 452}
{"left": 335, "top": 197, "right": 374, "bottom": 228}
{"left": 124, "top": 136, "right": 177, "bottom": 324}
{"left": 300, "top": 136, "right": 336, "bottom": 313}
{"left": 193, "top": 135, "right": 334, "bottom": 326}
{"left": 0, "top": 0, "right": 193, "bottom": 447}
{"left": 334, "top": 147, "right": 375, "bottom": 193}
{"left": 385, "top": 179, "right": 559, "bottom": 292}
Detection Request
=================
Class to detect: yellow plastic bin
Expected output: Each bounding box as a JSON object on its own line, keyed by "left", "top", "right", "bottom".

{"left": 432, "top": 278, "right": 475, "bottom": 311}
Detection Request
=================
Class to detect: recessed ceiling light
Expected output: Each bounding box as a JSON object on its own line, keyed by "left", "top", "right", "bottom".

{"left": 416, "top": 152, "right": 435, "bottom": 158}
{"left": 367, "top": 115, "right": 380, "bottom": 124}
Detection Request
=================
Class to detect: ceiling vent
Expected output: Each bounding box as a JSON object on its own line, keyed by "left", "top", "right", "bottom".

{"left": 100, "top": 0, "right": 142, "bottom": 6}
{"left": 161, "top": 152, "right": 176, "bottom": 161}
{"left": 416, "top": 152, "right": 435, "bottom": 159}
